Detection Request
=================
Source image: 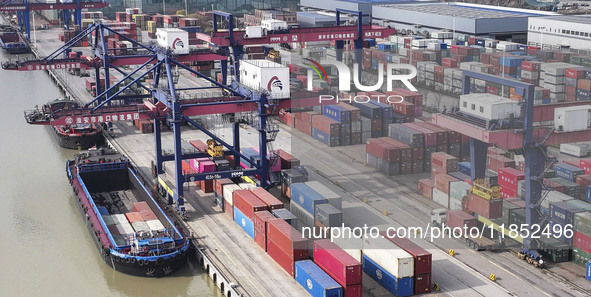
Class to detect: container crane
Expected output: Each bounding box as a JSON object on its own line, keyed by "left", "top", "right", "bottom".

{"left": 14, "top": 23, "right": 334, "bottom": 217}
{"left": 432, "top": 71, "right": 591, "bottom": 249}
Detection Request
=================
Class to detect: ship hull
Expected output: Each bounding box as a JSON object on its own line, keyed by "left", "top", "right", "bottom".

{"left": 68, "top": 161, "right": 189, "bottom": 277}
{"left": 54, "top": 127, "right": 104, "bottom": 149}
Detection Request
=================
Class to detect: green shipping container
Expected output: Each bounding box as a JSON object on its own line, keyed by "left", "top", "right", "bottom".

{"left": 450, "top": 181, "right": 471, "bottom": 201}
{"left": 565, "top": 200, "right": 591, "bottom": 212}
{"left": 538, "top": 237, "right": 571, "bottom": 263}
{"left": 510, "top": 208, "right": 526, "bottom": 227}
{"left": 574, "top": 212, "right": 591, "bottom": 236}
{"left": 572, "top": 248, "right": 591, "bottom": 267}
{"left": 502, "top": 201, "right": 521, "bottom": 226}
{"left": 570, "top": 56, "right": 582, "bottom": 65}
{"left": 548, "top": 177, "right": 581, "bottom": 199}
{"left": 582, "top": 57, "right": 591, "bottom": 68}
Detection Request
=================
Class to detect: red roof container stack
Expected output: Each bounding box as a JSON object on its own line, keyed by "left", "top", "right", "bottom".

{"left": 266, "top": 219, "right": 309, "bottom": 276}
{"left": 313, "top": 239, "right": 363, "bottom": 297}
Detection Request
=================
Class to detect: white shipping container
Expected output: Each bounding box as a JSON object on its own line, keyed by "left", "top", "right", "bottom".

{"left": 112, "top": 214, "right": 128, "bottom": 224}
{"left": 542, "top": 191, "right": 574, "bottom": 209}
{"left": 146, "top": 219, "right": 166, "bottom": 232}
{"left": 560, "top": 143, "right": 589, "bottom": 157}
{"left": 543, "top": 82, "right": 565, "bottom": 93}
{"left": 554, "top": 105, "right": 591, "bottom": 132}
{"left": 238, "top": 182, "right": 255, "bottom": 190}
{"left": 304, "top": 181, "right": 342, "bottom": 210}
{"left": 245, "top": 26, "right": 263, "bottom": 38}
{"left": 431, "top": 31, "right": 453, "bottom": 39}
{"left": 261, "top": 19, "right": 288, "bottom": 31}
{"left": 156, "top": 28, "right": 189, "bottom": 54}
{"left": 132, "top": 221, "right": 150, "bottom": 233}
{"left": 432, "top": 188, "right": 449, "bottom": 209}
{"left": 223, "top": 184, "right": 241, "bottom": 205}
{"left": 543, "top": 75, "right": 565, "bottom": 85}
{"left": 239, "top": 60, "right": 290, "bottom": 99}
{"left": 496, "top": 42, "right": 518, "bottom": 51}
{"left": 521, "top": 70, "right": 540, "bottom": 80}
{"left": 484, "top": 40, "right": 498, "bottom": 48}
{"left": 517, "top": 180, "right": 526, "bottom": 198}
{"left": 116, "top": 221, "right": 135, "bottom": 236}
{"left": 449, "top": 197, "right": 462, "bottom": 210}
{"left": 362, "top": 235, "right": 414, "bottom": 278}
{"left": 460, "top": 93, "right": 521, "bottom": 120}
{"left": 332, "top": 233, "right": 363, "bottom": 262}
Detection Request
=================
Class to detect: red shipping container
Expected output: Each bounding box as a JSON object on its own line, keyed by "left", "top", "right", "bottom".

{"left": 414, "top": 273, "right": 432, "bottom": 295}
{"left": 415, "top": 122, "right": 447, "bottom": 145}
{"left": 498, "top": 167, "right": 525, "bottom": 192}
{"left": 487, "top": 155, "right": 515, "bottom": 172}
{"left": 267, "top": 219, "right": 308, "bottom": 258}
{"left": 465, "top": 194, "right": 503, "bottom": 219}
{"left": 580, "top": 158, "right": 591, "bottom": 174}
{"left": 133, "top": 202, "right": 150, "bottom": 212}
{"left": 214, "top": 178, "right": 233, "bottom": 198}
{"left": 254, "top": 211, "right": 277, "bottom": 251}
{"left": 566, "top": 68, "right": 586, "bottom": 79}
{"left": 573, "top": 231, "right": 591, "bottom": 251}
{"left": 267, "top": 239, "right": 298, "bottom": 277}
{"left": 576, "top": 175, "right": 591, "bottom": 196}
{"left": 189, "top": 139, "right": 208, "bottom": 151}
{"left": 505, "top": 198, "right": 526, "bottom": 208}
{"left": 391, "top": 101, "right": 415, "bottom": 116}
{"left": 543, "top": 179, "right": 565, "bottom": 193}
{"left": 435, "top": 173, "right": 459, "bottom": 195}
{"left": 500, "top": 187, "right": 518, "bottom": 199}
{"left": 366, "top": 138, "right": 401, "bottom": 162}
{"left": 233, "top": 189, "right": 267, "bottom": 219}
{"left": 224, "top": 200, "right": 234, "bottom": 218}
{"left": 381, "top": 231, "right": 432, "bottom": 275}
{"left": 139, "top": 210, "right": 158, "bottom": 221}
{"left": 380, "top": 137, "right": 411, "bottom": 160}
{"left": 198, "top": 180, "right": 214, "bottom": 193}
{"left": 341, "top": 284, "right": 362, "bottom": 297}
{"left": 125, "top": 212, "right": 143, "bottom": 223}
{"left": 313, "top": 240, "right": 362, "bottom": 286}
{"left": 563, "top": 159, "right": 582, "bottom": 168}
{"left": 312, "top": 115, "right": 340, "bottom": 135}
{"left": 446, "top": 210, "right": 477, "bottom": 236}
{"left": 410, "top": 146, "right": 424, "bottom": 161}
{"left": 277, "top": 149, "right": 300, "bottom": 169}
{"left": 417, "top": 179, "right": 434, "bottom": 199}
{"left": 431, "top": 152, "right": 458, "bottom": 173}
{"left": 250, "top": 187, "right": 284, "bottom": 210}
{"left": 403, "top": 123, "right": 436, "bottom": 147}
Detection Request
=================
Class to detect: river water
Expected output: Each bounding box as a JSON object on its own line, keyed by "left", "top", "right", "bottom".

{"left": 0, "top": 49, "right": 221, "bottom": 296}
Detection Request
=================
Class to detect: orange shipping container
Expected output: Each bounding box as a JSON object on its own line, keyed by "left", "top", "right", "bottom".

{"left": 125, "top": 212, "right": 144, "bottom": 223}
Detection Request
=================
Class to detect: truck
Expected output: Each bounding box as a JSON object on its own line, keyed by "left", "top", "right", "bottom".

{"left": 518, "top": 248, "right": 545, "bottom": 268}
{"left": 431, "top": 209, "right": 504, "bottom": 251}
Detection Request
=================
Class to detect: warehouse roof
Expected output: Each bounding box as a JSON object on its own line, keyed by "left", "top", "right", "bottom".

{"left": 374, "top": 2, "right": 556, "bottom": 19}
{"left": 534, "top": 14, "right": 591, "bottom": 25}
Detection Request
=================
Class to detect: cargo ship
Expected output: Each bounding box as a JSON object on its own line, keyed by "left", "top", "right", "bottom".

{"left": 67, "top": 147, "right": 190, "bottom": 277}
{"left": 0, "top": 25, "right": 29, "bottom": 54}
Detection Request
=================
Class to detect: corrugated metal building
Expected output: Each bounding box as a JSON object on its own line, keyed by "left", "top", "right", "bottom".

{"left": 528, "top": 15, "right": 591, "bottom": 51}
{"left": 299, "top": 0, "right": 413, "bottom": 24}
{"left": 371, "top": 2, "right": 557, "bottom": 42}
{"left": 296, "top": 11, "right": 352, "bottom": 28}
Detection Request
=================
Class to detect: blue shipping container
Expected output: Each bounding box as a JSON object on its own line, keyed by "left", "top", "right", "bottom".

{"left": 448, "top": 171, "right": 470, "bottom": 181}
{"left": 553, "top": 163, "right": 584, "bottom": 182}
{"left": 369, "top": 100, "right": 394, "bottom": 119}
{"left": 97, "top": 206, "right": 109, "bottom": 216}
{"left": 233, "top": 207, "right": 255, "bottom": 238}
{"left": 295, "top": 260, "right": 343, "bottom": 297}
{"left": 312, "top": 128, "right": 339, "bottom": 147}
{"left": 272, "top": 208, "right": 299, "bottom": 229}
{"left": 290, "top": 183, "right": 328, "bottom": 215}
{"left": 362, "top": 255, "right": 413, "bottom": 297}
{"left": 587, "top": 185, "right": 591, "bottom": 202}
{"left": 549, "top": 201, "right": 583, "bottom": 226}
{"left": 323, "top": 105, "right": 350, "bottom": 123}
{"left": 587, "top": 261, "right": 591, "bottom": 281}
{"left": 353, "top": 102, "right": 382, "bottom": 119}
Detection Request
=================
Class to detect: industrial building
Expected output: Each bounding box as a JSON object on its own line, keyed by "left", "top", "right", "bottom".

{"left": 528, "top": 15, "right": 591, "bottom": 50}
{"left": 371, "top": 2, "right": 557, "bottom": 42}
{"left": 299, "top": 0, "right": 412, "bottom": 24}
{"left": 296, "top": 11, "right": 352, "bottom": 27}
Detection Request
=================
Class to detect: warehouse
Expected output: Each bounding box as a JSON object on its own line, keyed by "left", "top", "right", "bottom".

{"left": 299, "top": 0, "right": 413, "bottom": 24}
{"left": 371, "top": 2, "right": 557, "bottom": 43}
{"left": 528, "top": 15, "right": 591, "bottom": 51}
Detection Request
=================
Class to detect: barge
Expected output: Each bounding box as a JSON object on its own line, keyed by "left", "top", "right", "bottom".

{"left": 0, "top": 25, "right": 29, "bottom": 54}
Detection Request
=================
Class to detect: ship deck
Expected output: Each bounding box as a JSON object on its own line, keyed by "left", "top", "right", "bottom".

{"left": 91, "top": 190, "right": 137, "bottom": 215}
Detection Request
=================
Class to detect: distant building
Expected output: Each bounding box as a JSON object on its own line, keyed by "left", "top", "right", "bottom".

{"left": 299, "top": 0, "right": 410, "bottom": 25}
{"left": 296, "top": 11, "right": 351, "bottom": 28}
{"left": 243, "top": 9, "right": 298, "bottom": 26}
{"left": 528, "top": 15, "right": 591, "bottom": 50}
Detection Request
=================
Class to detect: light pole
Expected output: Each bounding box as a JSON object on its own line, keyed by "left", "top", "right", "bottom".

{"left": 539, "top": 26, "right": 546, "bottom": 50}
{"left": 32, "top": 11, "right": 36, "bottom": 48}
{"left": 185, "top": 0, "right": 188, "bottom": 16}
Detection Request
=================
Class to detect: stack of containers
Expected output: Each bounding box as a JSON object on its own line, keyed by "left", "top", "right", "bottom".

{"left": 250, "top": 187, "right": 284, "bottom": 210}
{"left": 417, "top": 179, "right": 434, "bottom": 199}
{"left": 306, "top": 181, "right": 343, "bottom": 230}
{"left": 464, "top": 194, "right": 503, "bottom": 219}
{"left": 573, "top": 212, "right": 591, "bottom": 267}
{"left": 233, "top": 189, "right": 268, "bottom": 238}
{"left": 272, "top": 208, "right": 299, "bottom": 229}
{"left": 554, "top": 163, "right": 585, "bottom": 183}
{"left": 431, "top": 152, "right": 458, "bottom": 179}
{"left": 267, "top": 219, "right": 309, "bottom": 276}
{"left": 214, "top": 179, "right": 233, "bottom": 207}
{"left": 190, "top": 157, "right": 216, "bottom": 193}
{"left": 281, "top": 167, "right": 308, "bottom": 198}
{"left": 382, "top": 232, "right": 432, "bottom": 295}
{"left": 294, "top": 111, "right": 319, "bottom": 136}
{"left": 415, "top": 122, "right": 449, "bottom": 153}
{"left": 277, "top": 149, "right": 300, "bottom": 169}
{"left": 520, "top": 61, "right": 542, "bottom": 85}
{"left": 222, "top": 183, "right": 242, "bottom": 218}
{"left": 294, "top": 260, "right": 343, "bottom": 296}
{"left": 449, "top": 181, "right": 472, "bottom": 210}
{"left": 564, "top": 67, "right": 587, "bottom": 101}
{"left": 578, "top": 79, "right": 591, "bottom": 101}
{"left": 498, "top": 167, "right": 525, "bottom": 199}
{"left": 432, "top": 173, "right": 459, "bottom": 209}
{"left": 402, "top": 123, "right": 436, "bottom": 172}
{"left": 487, "top": 154, "right": 515, "bottom": 172}
{"left": 548, "top": 201, "right": 584, "bottom": 247}
{"left": 362, "top": 235, "right": 414, "bottom": 297}
{"left": 353, "top": 101, "right": 383, "bottom": 138}
{"left": 365, "top": 138, "right": 402, "bottom": 176}
{"left": 388, "top": 124, "right": 425, "bottom": 173}
{"left": 339, "top": 103, "right": 362, "bottom": 145}
{"left": 314, "top": 240, "right": 363, "bottom": 297}
{"left": 540, "top": 63, "right": 571, "bottom": 101}
{"left": 322, "top": 105, "right": 351, "bottom": 146}
{"left": 132, "top": 202, "right": 158, "bottom": 221}
{"left": 290, "top": 183, "right": 328, "bottom": 229}
{"left": 369, "top": 97, "right": 396, "bottom": 131}
{"left": 549, "top": 176, "right": 582, "bottom": 199}
{"left": 446, "top": 210, "right": 477, "bottom": 235}
{"left": 575, "top": 175, "right": 591, "bottom": 201}
{"left": 443, "top": 67, "right": 463, "bottom": 95}
{"left": 254, "top": 211, "right": 277, "bottom": 251}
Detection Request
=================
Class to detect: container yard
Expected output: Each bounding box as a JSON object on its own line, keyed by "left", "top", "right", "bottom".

{"left": 2, "top": 1, "right": 591, "bottom": 297}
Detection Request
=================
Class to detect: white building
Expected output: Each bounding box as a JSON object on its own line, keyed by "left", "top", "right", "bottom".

{"left": 528, "top": 15, "right": 591, "bottom": 50}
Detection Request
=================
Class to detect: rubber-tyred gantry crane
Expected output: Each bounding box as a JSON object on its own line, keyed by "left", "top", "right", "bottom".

{"left": 432, "top": 71, "right": 591, "bottom": 249}
{"left": 0, "top": 0, "right": 109, "bottom": 40}
{"left": 14, "top": 22, "right": 335, "bottom": 216}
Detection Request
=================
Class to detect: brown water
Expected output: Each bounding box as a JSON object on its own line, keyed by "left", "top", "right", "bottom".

{"left": 0, "top": 49, "right": 221, "bottom": 297}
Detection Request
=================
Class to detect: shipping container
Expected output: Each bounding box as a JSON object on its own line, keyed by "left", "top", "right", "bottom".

{"left": 254, "top": 211, "right": 276, "bottom": 251}
{"left": 554, "top": 163, "right": 585, "bottom": 182}
{"left": 291, "top": 183, "right": 328, "bottom": 215}
{"left": 267, "top": 219, "right": 309, "bottom": 259}
{"left": 233, "top": 189, "right": 268, "bottom": 220}
{"left": 446, "top": 210, "right": 477, "bottom": 236}
{"left": 417, "top": 179, "right": 434, "bottom": 199}
{"left": 449, "top": 181, "right": 471, "bottom": 201}
{"left": 305, "top": 181, "right": 343, "bottom": 210}
{"left": 361, "top": 235, "right": 414, "bottom": 278}
{"left": 234, "top": 206, "right": 255, "bottom": 238}
{"left": 574, "top": 212, "right": 591, "bottom": 236}
{"left": 548, "top": 177, "right": 581, "bottom": 199}
{"left": 381, "top": 232, "right": 432, "bottom": 275}
{"left": 272, "top": 208, "right": 299, "bottom": 229}
{"left": 549, "top": 201, "right": 584, "bottom": 226}
{"left": 362, "top": 255, "right": 414, "bottom": 297}
{"left": 432, "top": 188, "right": 449, "bottom": 209}
{"left": 313, "top": 240, "right": 362, "bottom": 286}
{"left": 267, "top": 239, "right": 298, "bottom": 277}
{"left": 587, "top": 261, "right": 591, "bottom": 281}
{"left": 537, "top": 236, "right": 572, "bottom": 263}
{"left": 315, "top": 204, "right": 343, "bottom": 229}
{"left": 291, "top": 200, "right": 315, "bottom": 228}
{"left": 295, "top": 260, "right": 343, "bottom": 297}
{"left": 498, "top": 167, "right": 525, "bottom": 192}
{"left": 434, "top": 173, "right": 459, "bottom": 195}
{"left": 250, "top": 187, "right": 284, "bottom": 210}
{"left": 465, "top": 194, "right": 503, "bottom": 219}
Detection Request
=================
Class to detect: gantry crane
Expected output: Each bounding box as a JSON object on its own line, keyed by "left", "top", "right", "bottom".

{"left": 0, "top": 0, "right": 109, "bottom": 40}
{"left": 13, "top": 22, "right": 333, "bottom": 216}
{"left": 433, "top": 71, "right": 591, "bottom": 249}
